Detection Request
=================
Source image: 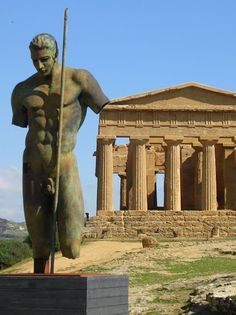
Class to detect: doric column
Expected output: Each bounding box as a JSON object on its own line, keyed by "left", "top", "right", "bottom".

{"left": 193, "top": 146, "right": 203, "bottom": 210}
{"left": 200, "top": 139, "right": 218, "bottom": 211}
{"left": 119, "top": 173, "right": 127, "bottom": 210}
{"left": 224, "top": 146, "right": 236, "bottom": 209}
{"left": 147, "top": 174, "right": 157, "bottom": 209}
{"left": 164, "top": 138, "right": 182, "bottom": 211}
{"left": 130, "top": 137, "right": 149, "bottom": 210}
{"left": 96, "top": 136, "right": 115, "bottom": 212}
{"left": 146, "top": 145, "right": 157, "bottom": 209}
{"left": 126, "top": 143, "right": 133, "bottom": 210}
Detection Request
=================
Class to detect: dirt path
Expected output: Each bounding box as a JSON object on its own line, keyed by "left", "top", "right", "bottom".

{"left": 3, "top": 240, "right": 142, "bottom": 274}
{"left": 3, "top": 238, "right": 236, "bottom": 274}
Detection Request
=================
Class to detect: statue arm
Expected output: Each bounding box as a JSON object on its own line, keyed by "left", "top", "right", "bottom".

{"left": 74, "top": 69, "right": 109, "bottom": 114}
{"left": 11, "top": 85, "right": 28, "bottom": 128}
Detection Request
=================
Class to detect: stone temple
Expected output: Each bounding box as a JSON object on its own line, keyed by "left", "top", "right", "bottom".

{"left": 85, "top": 82, "right": 236, "bottom": 238}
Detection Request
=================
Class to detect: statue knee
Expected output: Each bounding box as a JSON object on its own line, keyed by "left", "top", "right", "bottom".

{"left": 60, "top": 239, "right": 81, "bottom": 259}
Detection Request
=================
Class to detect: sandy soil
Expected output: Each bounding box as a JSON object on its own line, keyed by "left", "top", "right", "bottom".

{"left": 3, "top": 238, "right": 236, "bottom": 274}
{"left": 3, "top": 240, "right": 142, "bottom": 274}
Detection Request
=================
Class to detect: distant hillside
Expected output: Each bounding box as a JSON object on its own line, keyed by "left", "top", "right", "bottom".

{"left": 0, "top": 218, "right": 27, "bottom": 240}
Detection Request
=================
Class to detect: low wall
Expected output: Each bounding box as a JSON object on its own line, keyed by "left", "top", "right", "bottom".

{"left": 84, "top": 210, "right": 236, "bottom": 239}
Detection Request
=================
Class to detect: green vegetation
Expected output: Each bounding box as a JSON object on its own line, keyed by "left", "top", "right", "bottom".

{"left": 81, "top": 265, "right": 108, "bottom": 273}
{"left": 80, "top": 253, "right": 236, "bottom": 288}
{"left": 160, "top": 256, "right": 236, "bottom": 276}
{"left": 131, "top": 256, "right": 236, "bottom": 286}
{"left": 0, "top": 239, "right": 31, "bottom": 270}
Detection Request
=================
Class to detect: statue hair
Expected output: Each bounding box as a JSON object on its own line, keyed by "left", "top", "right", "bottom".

{"left": 29, "top": 33, "right": 58, "bottom": 58}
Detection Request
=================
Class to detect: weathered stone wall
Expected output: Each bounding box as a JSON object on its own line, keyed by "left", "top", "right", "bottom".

{"left": 84, "top": 210, "right": 236, "bottom": 239}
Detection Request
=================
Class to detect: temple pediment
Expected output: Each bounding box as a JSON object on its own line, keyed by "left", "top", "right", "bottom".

{"left": 99, "top": 82, "right": 236, "bottom": 141}
{"left": 108, "top": 82, "right": 236, "bottom": 111}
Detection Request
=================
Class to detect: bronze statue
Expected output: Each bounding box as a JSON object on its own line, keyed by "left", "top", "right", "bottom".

{"left": 11, "top": 33, "right": 109, "bottom": 273}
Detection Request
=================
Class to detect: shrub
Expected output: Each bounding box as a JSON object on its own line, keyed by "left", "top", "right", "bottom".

{"left": 0, "top": 239, "right": 32, "bottom": 270}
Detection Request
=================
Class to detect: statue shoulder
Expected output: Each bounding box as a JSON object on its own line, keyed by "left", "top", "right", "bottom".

{"left": 70, "top": 68, "right": 94, "bottom": 86}
{"left": 11, "top": 74, "right": 37, "bottom": 128}
{"left": 70, "top": 68, "right": 109, "bottom": 114}
{"left": 12, "top": 73, "right": 37, "bottom": 99}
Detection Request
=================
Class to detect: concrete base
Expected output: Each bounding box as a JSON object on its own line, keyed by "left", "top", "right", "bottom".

{"left": 0, "top": 274, "right": 128, "bottom": 315}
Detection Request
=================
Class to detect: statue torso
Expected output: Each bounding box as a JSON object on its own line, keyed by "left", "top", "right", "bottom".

{"left": 19, "top": 69, "right": 83, "bottom": 174}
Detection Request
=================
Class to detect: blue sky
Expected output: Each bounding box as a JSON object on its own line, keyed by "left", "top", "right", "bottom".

{"left": 1, "top": 0, "right": 236, "bottom": 221}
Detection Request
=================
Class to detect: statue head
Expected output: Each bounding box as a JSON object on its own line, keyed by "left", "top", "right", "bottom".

{"left": 29, "top": 33, "right": 58, "bottom": 58}
{"left": 29, "top": 33, "right": 58, "bottom": 77}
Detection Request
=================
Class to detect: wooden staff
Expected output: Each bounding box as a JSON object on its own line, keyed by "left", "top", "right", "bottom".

{"left": 50, "top": 8, "right": 68, "bottom": 274}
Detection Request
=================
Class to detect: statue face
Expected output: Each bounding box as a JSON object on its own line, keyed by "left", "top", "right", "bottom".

{"left": 31, "top": 48, "right": 56, "bottom": 77}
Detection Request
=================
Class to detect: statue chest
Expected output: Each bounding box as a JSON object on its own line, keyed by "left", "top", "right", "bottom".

{"left": 23, "top": 83, "right": 82, "bottom": 125}
{"left": 23, "top": 82, "right": 80, "bottom": 112}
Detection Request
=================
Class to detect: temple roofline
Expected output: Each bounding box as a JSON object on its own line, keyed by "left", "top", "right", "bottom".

{"left": 110, "top": 82, "right": 236, "bottom": 105}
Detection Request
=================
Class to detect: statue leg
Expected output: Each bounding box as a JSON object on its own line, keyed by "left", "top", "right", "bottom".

{"left": 57, "top": 153, "right": 84, "bottom": 259}
{"left": 34, "top": 258, "right": 49, "bottom": 273}
{"left": 23, "top": 162, "right": 52, "bottom": 273}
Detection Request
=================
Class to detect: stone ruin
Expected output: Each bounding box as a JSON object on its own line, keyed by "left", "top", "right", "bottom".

{"left": 84, "top": 82, "right": 236, "bottom": 239}
{"left": 186, "top": 275, "right": 236, "bottom": 314}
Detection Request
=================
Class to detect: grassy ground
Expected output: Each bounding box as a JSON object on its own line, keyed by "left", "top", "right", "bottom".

{"left": 79, "top": 238, "right": 236, "bottom": 314}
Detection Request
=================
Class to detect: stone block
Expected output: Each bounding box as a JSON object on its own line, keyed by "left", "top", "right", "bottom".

{"left": 97, "top": 211, "right": 115, "bottom": 217}
{"left": 142, "top": 236, "right": 158, "bottom": 248}
{"left": 123, "top": 211, "right": 148, "bottom": 216}
{"left": 172, "top": 228, "right": 184, "bottom": 237}
{"left": 0, "top": 274, "right": 128, "bottom": 315}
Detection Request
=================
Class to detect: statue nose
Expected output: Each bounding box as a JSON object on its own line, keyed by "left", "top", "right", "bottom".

{"left": 38, "top": 61, "right": 44, "bottom": 69}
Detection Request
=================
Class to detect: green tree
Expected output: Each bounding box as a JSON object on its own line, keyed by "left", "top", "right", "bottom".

{"left": 0, "top": 239, "right": 31, "bottom": 270}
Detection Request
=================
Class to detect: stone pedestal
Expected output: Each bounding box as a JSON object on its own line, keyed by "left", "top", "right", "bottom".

{"left": 165, "top": 139, "right": 182, "bottom": 211}
{"left": 200, "top": 139, "right": 218, "bottom": 211}
{"left": 130, "top": 137, "right": 149, "bottom": 210}
{"left": 0, "top": 274, "right": 128, "bottom": 315}
{"left": 97, "top": 136, "right": 115, "bottom": 212}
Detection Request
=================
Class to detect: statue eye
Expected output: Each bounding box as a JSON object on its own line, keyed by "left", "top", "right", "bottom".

{"left": 41, "top": 57, "right": 49, "bottom": 62}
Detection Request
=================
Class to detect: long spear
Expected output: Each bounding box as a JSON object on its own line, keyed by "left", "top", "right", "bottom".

{"left": 50, "top": 8, "right": 68, "bottom": 274}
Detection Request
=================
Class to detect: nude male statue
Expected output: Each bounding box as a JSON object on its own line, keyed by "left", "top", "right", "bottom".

{"left": 11, "top": 33, "right": 109, "bottom": 273}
